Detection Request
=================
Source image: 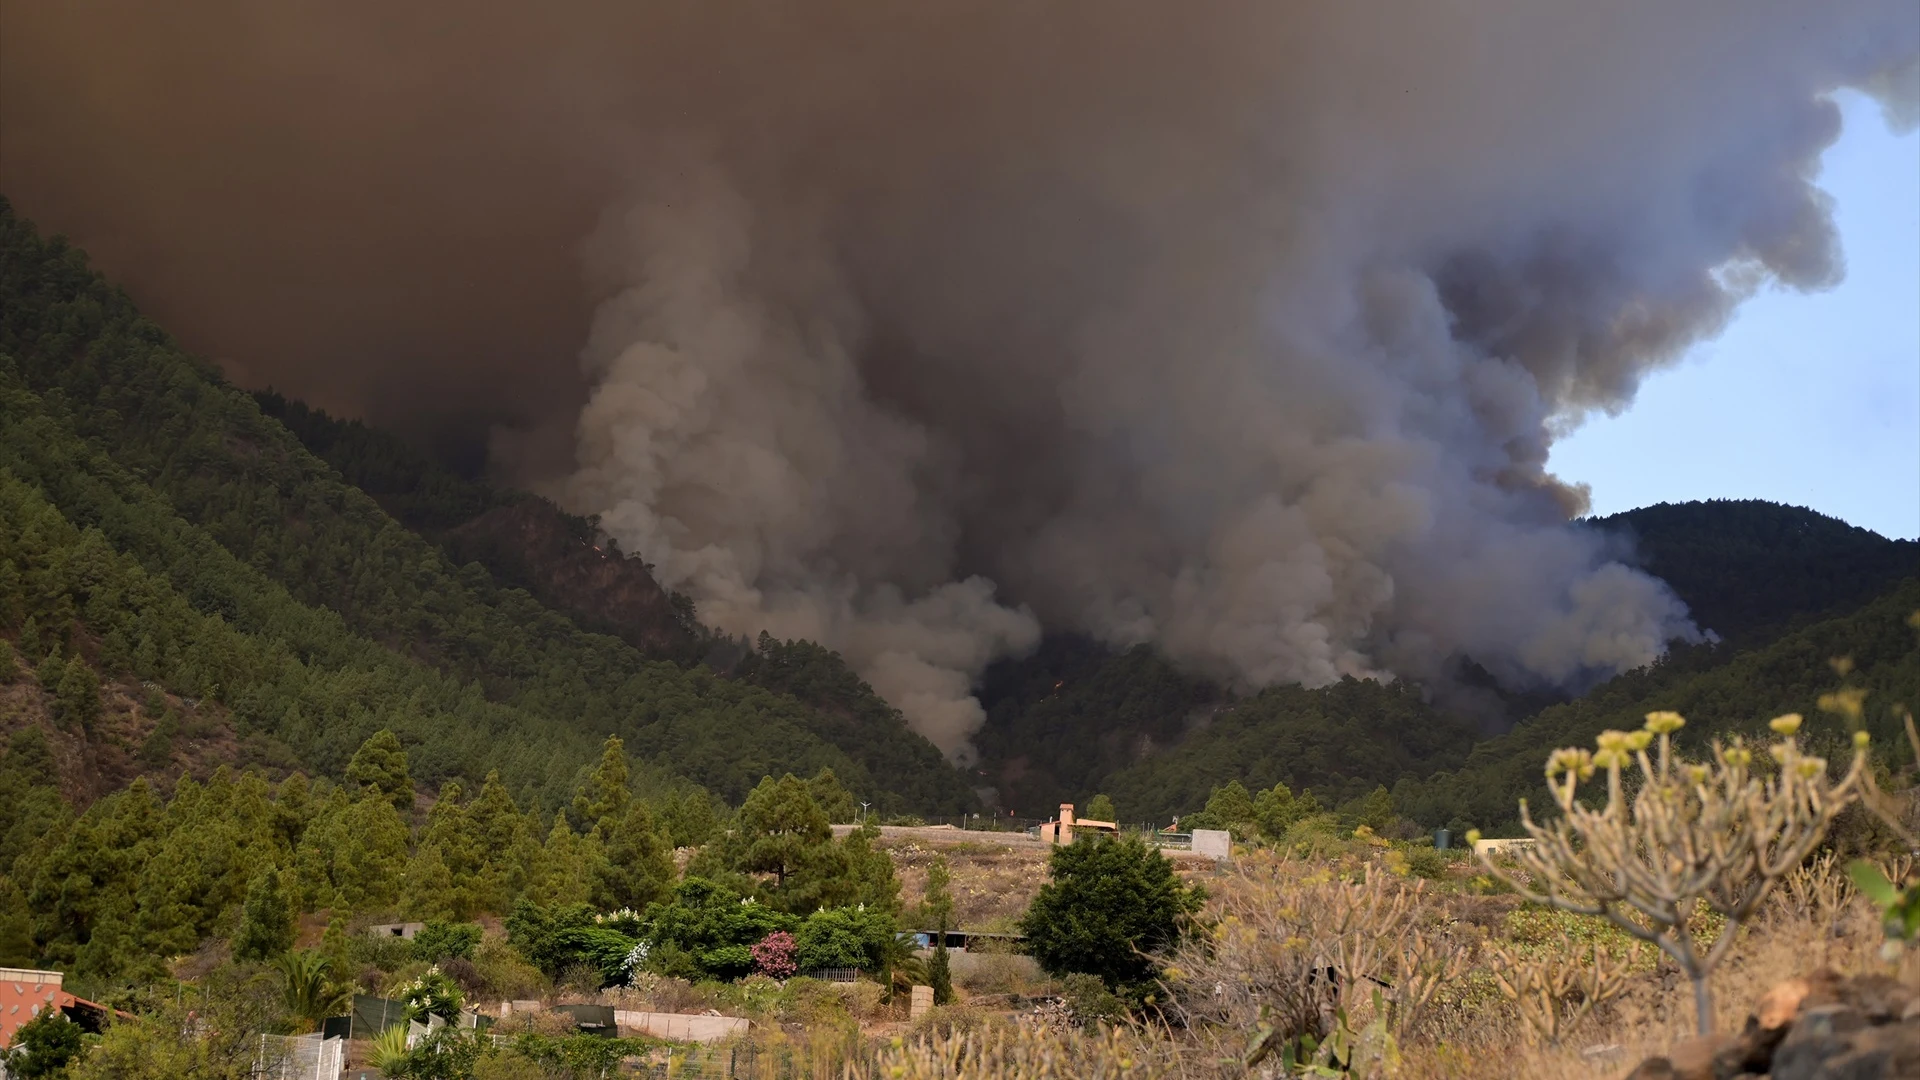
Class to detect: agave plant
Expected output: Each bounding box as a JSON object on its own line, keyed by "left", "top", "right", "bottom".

{"left": 366, "top": 1023, "right": 412, "bottom": 1074}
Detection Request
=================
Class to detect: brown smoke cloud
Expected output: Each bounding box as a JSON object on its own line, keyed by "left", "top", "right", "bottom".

{"left": 6, "top": 1, "right": 1916, "bottom": 759}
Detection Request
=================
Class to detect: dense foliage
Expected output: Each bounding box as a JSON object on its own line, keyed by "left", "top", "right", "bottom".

{"left": 1586, "top": 500, "right": 1919, "bottom": 646}
{"left": 1019, "top": 834, "right": 1203, "bottom": 1001}
{"left": 1102, "top": 677, "right": 1480, "bottom": 821}
{"left": 0, "top": 198, "right": 975, "bottom": 814}
{"left": 1397, "top": 576, "right": 1920, "bottom": 833}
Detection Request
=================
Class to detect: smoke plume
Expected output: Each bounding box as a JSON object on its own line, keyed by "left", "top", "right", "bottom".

{"left": 5, "top": 2, "right": 1916, "bottom": 759}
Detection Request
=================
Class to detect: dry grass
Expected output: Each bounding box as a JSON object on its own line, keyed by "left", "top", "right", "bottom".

{"left": 865, "top": 844, "right": 1916, "bottom": 1079}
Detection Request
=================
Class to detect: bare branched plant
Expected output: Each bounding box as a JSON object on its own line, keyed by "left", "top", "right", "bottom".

{"left": 870, "top": 1020, "right": 1182, "bottom": 1080}
{"left": 1486, "top": 931, "right": 1641, "bottom": 1046}
{"left": 1165, "top": 856, "right": 1474, "bottom": 1065}
{"left": 1472, "top": 710, "right": 1869, "bottom": 1034}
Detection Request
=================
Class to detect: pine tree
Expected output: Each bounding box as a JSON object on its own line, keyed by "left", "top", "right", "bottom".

{"left": 571, "top": 736, "right": 631, "bottom": 832}
{"left": 923, "top": 855, "right": 955, "bottom": 1004}
{"left": 421, "top": 781, "right": 483, "bottom": 918}
{"left": 806, "top": 767, "right": 860, "bottom": 824}
{"left": 468, "top": 772, "right": 531, "bottom": 912}
{"left": 398, "top": 843, "right": 455, "bottom": 922}
{"left": 524, "top": 816, "right": 596, "bottom": 908}
{"left": 593, "top": 799, "right": 674, "bottom": 910}
{"left": 233, "top": 867, "right": 295, "bottom": 962}
{"left": 54, "top": 655, "right": 101, "bottom": 732}
{"left": 345, "top": 729, "right": 413, "bottom": 812}
{"left": 1084, "top": 793, "right": 1118, "bottom": 823}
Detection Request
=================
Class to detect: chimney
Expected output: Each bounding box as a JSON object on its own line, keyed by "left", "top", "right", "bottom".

{"left": 1059, "top": 802, "right": 1075, "bottom": 845}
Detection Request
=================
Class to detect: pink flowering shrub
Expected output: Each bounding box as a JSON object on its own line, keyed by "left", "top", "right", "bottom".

{"left": 752, "top": 930, "right": 798, "bottom": 979}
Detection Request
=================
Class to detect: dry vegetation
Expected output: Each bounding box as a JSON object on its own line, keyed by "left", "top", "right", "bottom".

{"left": 677, "top": 705, "right": 1920, "bottom": 1078}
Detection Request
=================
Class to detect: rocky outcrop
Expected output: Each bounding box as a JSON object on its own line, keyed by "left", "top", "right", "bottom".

{"left": 1625, "top": 970, "right": 1919, "bottom": 1080}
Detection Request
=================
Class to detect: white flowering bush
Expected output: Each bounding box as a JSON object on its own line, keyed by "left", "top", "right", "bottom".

{"left": 395, "top": 965, "right": 464, "bottom": 1023}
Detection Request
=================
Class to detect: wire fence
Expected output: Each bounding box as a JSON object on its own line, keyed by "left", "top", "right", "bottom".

{"left": 252, "top": 1032, "right": 344, "bottom": 1080}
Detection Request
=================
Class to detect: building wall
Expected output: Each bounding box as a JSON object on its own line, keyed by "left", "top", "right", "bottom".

{"left": 0, "top": 969, "right": 62, "bottom": 1048}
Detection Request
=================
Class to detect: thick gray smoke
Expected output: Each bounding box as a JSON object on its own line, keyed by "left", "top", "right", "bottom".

{"left": 5, "top": 1, "right": 1916, "bottom": 760}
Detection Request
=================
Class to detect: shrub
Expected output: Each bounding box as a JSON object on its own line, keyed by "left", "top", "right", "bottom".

{"left": 794, "top": 906, "right": 895, "bottom": 973}
{"left": 1056, "top": 973, "right": 1126, "bottom": 1027}
{"left": 1017, "top": 834, "right": 1203, "bottom": 1000}
{"left": 0, "top": 1010, "right": 86, "bottom": 1078}
{"left": 395, "top": 966, "right": 464, "bottom": 1023}
{"left": 752, "top": 930, "right": 798, "bottom": 979}
{"left": 412, "top": 920, "right": 484, "bottom": 963}
{"left": 1166, "top": 855, "right": 1473, "bottom": 1061}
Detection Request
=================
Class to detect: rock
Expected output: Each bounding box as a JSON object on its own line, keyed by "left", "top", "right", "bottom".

{"left": 1714, "top": 1014, "right": 1793, "bottom": 1078}
{"left": 1834, "top": 975, "right": 1915, "bottom": 1024}
{"left": 1758, "top": 978, "right": 1816, "bottom": 1030}
{"left": 1626, "top": 1057, "right": 1680, "bottom": 1080}
{"left": 1771, "top": 1004, "right": 1920, "bottom": 1080}
{"left": 1667, "top": 1033, "right": 1734, "bottom": 1080}
{"left": 1631, "top": 972, "right": 1920, "bottom": 1080}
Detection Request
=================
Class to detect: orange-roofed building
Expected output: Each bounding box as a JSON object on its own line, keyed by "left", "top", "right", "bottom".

{"left": 1, "top": 968, "right": 111, "bottom": 1047}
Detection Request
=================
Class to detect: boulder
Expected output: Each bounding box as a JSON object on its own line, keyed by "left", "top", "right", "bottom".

{"left": 1621, "top": 971, "right": 1920, "bottom": 1080}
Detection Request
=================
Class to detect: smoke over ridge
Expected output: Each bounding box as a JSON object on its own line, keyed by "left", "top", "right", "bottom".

{"left": 5, "top": 2, "right": 1916, "bottom": 759}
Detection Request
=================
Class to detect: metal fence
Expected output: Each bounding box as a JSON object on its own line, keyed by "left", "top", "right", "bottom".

{"left": 794, "top": 966, "right": 861, "bottom": 983}
{"left": 253, "top": 1032, "right": 344, "bottom": 1080}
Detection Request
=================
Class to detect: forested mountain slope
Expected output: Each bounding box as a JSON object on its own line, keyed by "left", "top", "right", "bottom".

{"left": 0, "top": 200, "right": 975, "bottom": 813}
{"left": 976, "top": 503, "right": 1917, "bottom": 819}
{"left": 1396, "top": 575, "right": 1920, "bottom": 833}
{"left": 1587, "top": 500, "right": 1919, "bottom": 646}
{"left": 256, "top": 392, "right": 702, "bottom": 661}
{"left": 1098, "top": 677, "right": 1483, "bottom": 822}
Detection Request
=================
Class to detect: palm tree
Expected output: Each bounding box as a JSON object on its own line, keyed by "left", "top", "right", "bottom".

{"left": 274, "top": 949, "right": 352, "bottom": 1032}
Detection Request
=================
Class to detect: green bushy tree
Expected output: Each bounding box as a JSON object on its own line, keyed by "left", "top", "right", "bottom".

{"left": 1019, "top": 834, "right": 1204, "bottom": 1001}
{"left": 232, "top": 867, "right": 295, "bottom": 962}
{"left": 1, "top": 1010, "right": 86, "bottom": 1078}
{"left": 346, "top": 730, "right": 413, "bottom": 813}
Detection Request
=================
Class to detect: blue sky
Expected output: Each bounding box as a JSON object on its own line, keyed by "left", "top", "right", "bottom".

{"left": 1549, "top": 91, "right": 1920, "bottom": 540}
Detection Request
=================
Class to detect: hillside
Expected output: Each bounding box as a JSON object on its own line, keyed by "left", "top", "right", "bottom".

{"left": 0, "top": 200, "right": 976, "bottom": 814}
{"left": 972, "top": 504, "right": 1918, "bottom": 820}
{"left": 1395, "top": 574, "right": 1920, "bottom": 833}
{"left": 256, "top": 392, "right": 703, "bottom": 661}
{"left": 1587, "top": 499, "right": 1920, "bottom": 646}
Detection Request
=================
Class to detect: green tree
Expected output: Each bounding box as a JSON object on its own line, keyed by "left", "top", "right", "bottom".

{"left": 232, "top": 867, "right": 295, "bottom": 962}
{"left": 1182, "top": 779, "right": 1260, "bottom": 839}
{"left": 346, "top": 729, "right": 413, "bottom": 812}
{"left": 695, "top": 774, "right": 855, "bottom": 913}
{"left": 592, "top": 800, "right": 674, "bottom": 911}
{"left": 918, "top": 856, "right": 955, "bottom": 932}
{"left": 1018, "top": 834, "right": 1203, "bottom": 1000}
{"left": 524, "top": 817, "right": 599, "bottom": 908}
{"left": 1083, "top": 793, "right": 1118, "bottom": 823}
{"left": 1251, "top": 782, "right": 1305, "bottom": 839}
{"left": 399, "top": 843, "right": 456, "bottom": 922}
{"left": 411, "top": 920, "right": 483, "bottom": 963}
{"left": 0, "top": 1010, "right": 86, "bottom": 1078}
{"left": 1346, "top": 784, "right": 1397, "bottom": 833}
{"left": 923, "top": 856, "right": 957, "bottom": 1005}
{"left": 53, "top": 654, "right": 101, "bottom": 732}
{"left": 806, "top": 767, "right": 860, "bottom": 824}
{"left": 571, "top": 735, "right": 631, "bottom": 832}
{"left": 420, "top": 781, "right": 484, "bottom": 918}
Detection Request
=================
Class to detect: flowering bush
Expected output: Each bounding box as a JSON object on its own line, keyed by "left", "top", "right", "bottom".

{"left": 752, "top": 930, "right": 798, "bottom": 979}
{"left": 395, "top": 965, "right": 464, "bottom": 1023}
